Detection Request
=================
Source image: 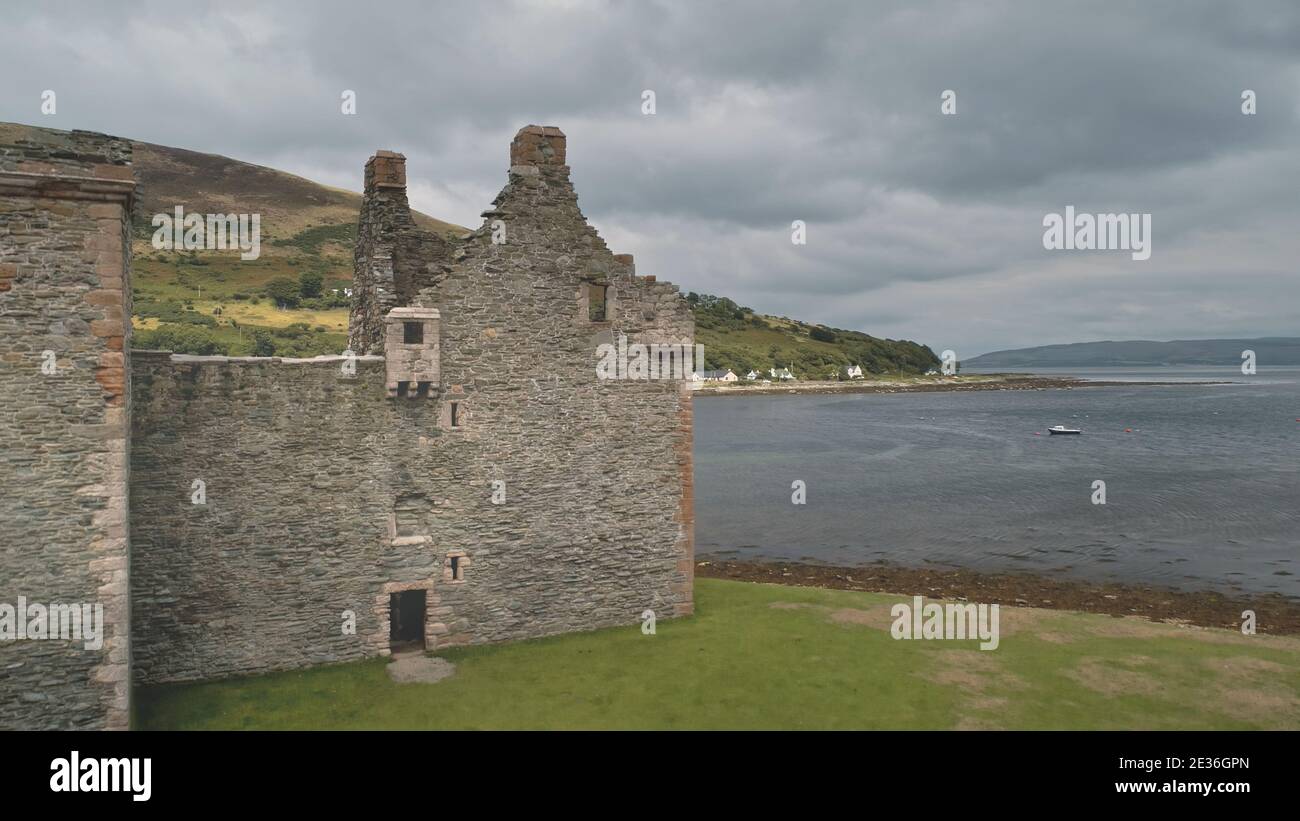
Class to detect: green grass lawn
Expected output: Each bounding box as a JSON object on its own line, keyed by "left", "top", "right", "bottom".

{"left": 135, "top": 579, "right": 1300, "bottom": 730}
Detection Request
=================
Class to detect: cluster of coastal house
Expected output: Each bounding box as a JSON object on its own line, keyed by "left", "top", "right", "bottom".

{"left": 692, "top": 364, "right": 951, "bottom": 384}
{"left": 691, "top": 364, "right": 867, "bottom": 384}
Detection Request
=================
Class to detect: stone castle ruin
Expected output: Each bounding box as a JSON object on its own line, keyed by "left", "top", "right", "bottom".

{"left": 0, "top": 124, "right": 695, "bottom": 730}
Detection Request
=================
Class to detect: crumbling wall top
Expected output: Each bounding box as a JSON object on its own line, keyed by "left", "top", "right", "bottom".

{"left": 0, "top": 126, "right": 136, "bottom": 205}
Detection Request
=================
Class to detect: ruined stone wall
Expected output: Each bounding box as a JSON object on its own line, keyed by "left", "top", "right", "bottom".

{"left": 0, "top": 128, "right": 135, "bottom": 729}
{"left": 128, "top": 126, "right": 695, "bottom": 684}
{"left": 415, "top": 125, "right": 696, "bottom": 630}
{"left": 129, "top": 354, "right": 404, "bottom": 682}
{"left": 129, "top": 349, "right": 689, "bottom": 683}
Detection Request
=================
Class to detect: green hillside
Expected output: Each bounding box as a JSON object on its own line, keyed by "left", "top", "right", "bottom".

{"left": 690, "top": 293, "right": 939, "bottom": 377}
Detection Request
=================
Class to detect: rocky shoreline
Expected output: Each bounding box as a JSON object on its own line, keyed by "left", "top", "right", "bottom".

{"left": 696, "top": 559, "right": 1300, "bottom": 635}
{"left": 693, "top": 374, "right": 1223, "bottom": 397}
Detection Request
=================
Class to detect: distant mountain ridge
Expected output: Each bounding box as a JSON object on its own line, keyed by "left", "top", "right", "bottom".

{"left": 965, "top": 337, "right": 1300, "bottom": 367}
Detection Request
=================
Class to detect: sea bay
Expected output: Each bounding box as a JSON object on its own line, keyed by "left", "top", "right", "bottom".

{"left": 695, "top": 366, "right": 1300, "bottom": 598}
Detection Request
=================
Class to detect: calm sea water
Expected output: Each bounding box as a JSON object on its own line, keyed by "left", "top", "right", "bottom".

{"left": 695, "top": 366, "right": 1300, "bottom": 597}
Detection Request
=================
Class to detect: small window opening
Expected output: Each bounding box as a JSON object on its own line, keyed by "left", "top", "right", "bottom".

{"left": 588, "top": 283, "right": 608, "bottom": 322}
{"left": 450, "top": 555, "right": 462, "bottom": 581}
{"left": 393, "top": 494, "right": 427, "bottom": 538}
{"left": 450, "top": 402, "right": 460, "bottom": 427}
{"left": 403, "top": 321, "right": 424, "bottom": 344}
{"left": 416, "top": 381, "right": 431, "bottom": 399}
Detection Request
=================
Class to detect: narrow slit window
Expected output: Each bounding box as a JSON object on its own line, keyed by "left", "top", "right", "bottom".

{"left": 588, "top": 283, "right": 607, "bottom": 322}
{"left": 449, "top": 402, "right": 460, "bottom": 428}
{"left": 450, "top": 555, "right": 462, "bottom": 581}
{"left": 403, "top": 321, "right": 424, "bottom": 344}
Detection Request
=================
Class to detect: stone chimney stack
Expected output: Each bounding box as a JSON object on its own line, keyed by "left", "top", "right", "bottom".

{"left": 510, "top": 125, "right": 567, "bottom": 169}
{"left": 365, "top": 150, "right": 407, "bottom": 192}
{"left": 351, "top": 150, "right": 408, "bottom": 356}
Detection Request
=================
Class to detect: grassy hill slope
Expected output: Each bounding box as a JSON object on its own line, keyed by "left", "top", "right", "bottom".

{"left": 2, "top": 122, "right": 464, "bottom": 357}
{"left": 690, "top": 293, "right": 938, "bottom": 377}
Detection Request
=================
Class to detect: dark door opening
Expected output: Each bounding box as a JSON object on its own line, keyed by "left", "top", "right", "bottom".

{"left": 389, "top": 590, "right": 426, "bottom": 652}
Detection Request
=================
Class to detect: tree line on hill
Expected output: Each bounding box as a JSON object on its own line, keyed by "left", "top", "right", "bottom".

{"left": 687, "top": 292, "right": 939, "bottom": 377}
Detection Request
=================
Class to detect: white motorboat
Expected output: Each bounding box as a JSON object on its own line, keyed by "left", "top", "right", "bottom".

{"left": 1047, "top": 425, "right": 1082, "bottom": 435}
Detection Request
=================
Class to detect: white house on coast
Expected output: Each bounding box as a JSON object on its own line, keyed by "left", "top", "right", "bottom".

{"left": 693, "top": 369, "right": 738, "bottom": 383}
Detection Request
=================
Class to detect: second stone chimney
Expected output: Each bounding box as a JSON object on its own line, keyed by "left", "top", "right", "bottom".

{"left": 510, "top": 125, "right": 566, "bottom": 169}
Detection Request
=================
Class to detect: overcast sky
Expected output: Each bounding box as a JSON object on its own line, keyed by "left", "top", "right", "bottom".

{"left": 2, "top": 0, "right": 1297, "bottom": 356}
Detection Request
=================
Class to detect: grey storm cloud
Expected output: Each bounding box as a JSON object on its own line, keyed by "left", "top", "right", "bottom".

{"left": 1, "top": 0, "right": 1296, "bottom": 355}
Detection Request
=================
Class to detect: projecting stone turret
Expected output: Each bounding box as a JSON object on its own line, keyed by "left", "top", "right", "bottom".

{"left": 384, "top": 306, "right": 440, "bottom": 398}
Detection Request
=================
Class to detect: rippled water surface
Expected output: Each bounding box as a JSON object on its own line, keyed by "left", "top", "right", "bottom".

{"left": 695, "top": 366, "right": 1299, "bottom": 597}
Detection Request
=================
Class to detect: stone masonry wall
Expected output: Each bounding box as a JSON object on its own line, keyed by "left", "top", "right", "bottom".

{"left": 130, "top": 353, "right": 407, "bottom": 682}
{"left": 0, "top": 127, "right": 135, "bottom": 729}
{"left": 130, "top": 125, "right": 694, "bottom": 684}
{"left": 129, "top": 348, "right": 689, "bottom": 683}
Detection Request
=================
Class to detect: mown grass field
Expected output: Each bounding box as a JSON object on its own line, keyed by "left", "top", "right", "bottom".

{"left": 136, "top": 579, "right": 1300, "bottom": 730}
